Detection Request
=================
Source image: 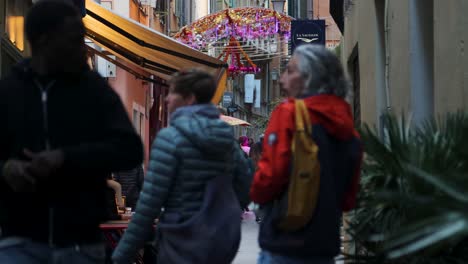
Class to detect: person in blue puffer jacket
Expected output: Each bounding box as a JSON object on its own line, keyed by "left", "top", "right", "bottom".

{"left": 112, "top": 69, "right": 253, "bottom": 264}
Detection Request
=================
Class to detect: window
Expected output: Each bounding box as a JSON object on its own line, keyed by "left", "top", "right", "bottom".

{"left": 133, "top": 107, "right": 145, "bottom": 140}
{"left": 2, "top": 0, "right": 30, "bottom": 77}
{"left": 288, "top": 0, "right": 309, "bottom": 18}
{"left": 133, "top": 109, "right": 141, "bottom": 135}
{"left": 101, "top": 0, "right": 113, "bottom": 10}
{"left": 210, "top": 0, "right": 223, "bottom": 13}
{"left": 139, "top": 111, "right": 145, "bottom": 139}
{"left": 175, "top": 0, "right": 186, "bottom": 27}
{"left": 298, "top": 0, "right": 308, "bottom": 18}
{"left": 5, "top": 0, "right": 29, "bottom": 52}
{"left": 154, "top": 0, "right": 167, "bottom": 25}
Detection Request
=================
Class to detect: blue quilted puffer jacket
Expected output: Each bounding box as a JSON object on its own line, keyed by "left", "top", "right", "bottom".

{"left": 112, "top": 104, "right": 253, "bottom": 264}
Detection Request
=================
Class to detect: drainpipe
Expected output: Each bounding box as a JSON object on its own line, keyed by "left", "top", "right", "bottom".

{"left": 266, "top": 62, "right": 270, "bottom": 113}
{"left": 190, "top": 0, "right": 193, "bottom": 23}
{"left": 375, "top": 0, "right": 388, "bottom": 137}
{"left": 307, "top": 0, "right": 314, "bottom": 19}
{"left": 384, "top": 0, "right": 391, "bottom": 112}
{"left": 376, "top": 0, "right": 392, "bottom": 140}
{"left": 166, "top": 0, "right": 171, "bottom": 36}
{"left": 409, "top": 0, "right": 434, "bottom": 126}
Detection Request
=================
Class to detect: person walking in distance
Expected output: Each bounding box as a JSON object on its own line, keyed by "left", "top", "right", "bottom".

{"left": 113, "top": 69, "right": 252, "bottom": 264}
{"left": 0, "top": 1, "right": 143, "bottom": 263}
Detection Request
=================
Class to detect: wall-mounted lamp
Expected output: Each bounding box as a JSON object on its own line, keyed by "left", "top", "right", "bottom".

{"left": 271, "top": 0, "right": 286, "bottom": 13}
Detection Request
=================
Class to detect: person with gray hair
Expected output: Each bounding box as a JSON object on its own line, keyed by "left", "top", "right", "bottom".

{"left": 283, "top": 44, "right": 350, "bottom": 99}
{"left": 250, "top": 44, "right": 363, "bottom": 264}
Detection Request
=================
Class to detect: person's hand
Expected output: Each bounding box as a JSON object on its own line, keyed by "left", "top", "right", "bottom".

{"left": 24, "top": 149, "right": 65, "bottom": 180}
{"left": 2, "top": 159, "right": 36, "bottom": 192}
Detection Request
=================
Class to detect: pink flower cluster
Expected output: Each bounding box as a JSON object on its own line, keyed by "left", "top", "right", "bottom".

{"left": 228, "top": 66, "right": 261, "bottom": 75}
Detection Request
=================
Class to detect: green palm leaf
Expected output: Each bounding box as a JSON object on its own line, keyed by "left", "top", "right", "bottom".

{"left": 346, "top": 111, "right": 468, "bottom": 263}
{"left": 384, "top": 213, "right": 468, "bottom": 258}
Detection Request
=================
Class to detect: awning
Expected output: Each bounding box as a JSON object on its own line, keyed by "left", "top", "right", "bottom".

{"left": 83, "top": 0, "right": 228, "bottom": 103}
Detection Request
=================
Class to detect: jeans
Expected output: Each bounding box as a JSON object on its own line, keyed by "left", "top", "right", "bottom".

{"left": 258, "top": 250, "right": 335, "bottom": 264}
{"left": 0, "top": 237, "right": 105, "bottom": 264}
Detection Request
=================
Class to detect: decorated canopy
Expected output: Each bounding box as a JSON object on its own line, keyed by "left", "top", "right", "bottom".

{"left": 175, "top": 7, "right": 292, "bottom": 50}
{"left": 174, "top": 8, "right": 292, "bottom": 76}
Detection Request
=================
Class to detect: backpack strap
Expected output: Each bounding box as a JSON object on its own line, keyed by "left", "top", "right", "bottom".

{"left": 277, "top": 99, "right": 321, "bottom": 231}
{"left": 294, "top": 99, "right": 313, "bottom": 140}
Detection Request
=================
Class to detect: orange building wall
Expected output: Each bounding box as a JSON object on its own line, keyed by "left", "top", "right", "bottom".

{"left": 130, "top": 1, "right": 140, "bottom": 22}
{"left": 313, "top": 0, "right": 342, "bottom": 49}
{"left": 108, "top": 63, "right": 151, "bottom": 168}
{"left": 150, "top": 18, "right": 165, "bottom": 32}
{"left": 149, "top": 6, "right": 165, "bottom": 33}
{"left": 106, "top": 1, "right": 152, "bottom": 168}
{"left": 102, "top": 0, "right": 167, "bottom": 169}
{"left": 129, "top": 1, "right": 149, "bottom": 25}
{"left": 139, "top": 7, "right": 149, "bottom": 26}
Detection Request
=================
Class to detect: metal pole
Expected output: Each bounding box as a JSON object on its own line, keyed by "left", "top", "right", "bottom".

{"left": 166, "top": 0, "right": 171, "bottom": 36}
{"left": 308, "top": 0, "right": 314, "bottom": 19}
{"left": 266, "top": 61, "right": 270, "bottom": 113}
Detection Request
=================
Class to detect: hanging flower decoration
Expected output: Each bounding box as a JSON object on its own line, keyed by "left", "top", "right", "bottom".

{"left": 174, "top": 7, "right": 292, "bottom": 77}
{"left": 174, "top": 7, "right": 292, "bottom": 50}
{"left": 219, "top": 37, "right": 261, "bottom": 76}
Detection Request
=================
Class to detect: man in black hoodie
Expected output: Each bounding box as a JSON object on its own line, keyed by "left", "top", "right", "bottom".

{"left": 0, "top": 1, "right": 143, "bottom": 263}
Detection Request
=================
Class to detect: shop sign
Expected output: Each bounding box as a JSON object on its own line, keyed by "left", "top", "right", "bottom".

{"left": 291, "top": 20, "right": 326, "bottom": 53}
{"left": 223, "top": 92, "right": 234, "bottom": 108}
{"left": 244, "top": 74, "right": 255, "bottom": 103}
{"left": 254, "top": 79, "right": 261, "bottom": 108}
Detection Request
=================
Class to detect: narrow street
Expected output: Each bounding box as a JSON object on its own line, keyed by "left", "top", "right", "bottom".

{"left": 234, "top": 214, "right": 344, "bottom": 264}
{"left": 233, "top": 214, "right": 261, "bottom": 264}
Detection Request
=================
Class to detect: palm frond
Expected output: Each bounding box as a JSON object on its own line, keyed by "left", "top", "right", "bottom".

{"left": 346, "top": 111, "right": 468, "bottom": 263}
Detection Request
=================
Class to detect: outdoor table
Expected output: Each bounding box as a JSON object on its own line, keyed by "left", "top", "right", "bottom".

{"left": 100, "top": 220, "right": 135, "bottom": 263}
{"left": 100, "top": 220, "right": 156, "bottom": 264}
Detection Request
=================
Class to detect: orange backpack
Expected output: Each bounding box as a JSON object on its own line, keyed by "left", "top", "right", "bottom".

{"left": 278, "top": 99, "right": 321, "bottom": 231}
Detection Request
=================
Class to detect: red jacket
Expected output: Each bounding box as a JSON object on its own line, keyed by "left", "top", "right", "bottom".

{"left": 250, "top": 94, "right": 362, "bottom": 212}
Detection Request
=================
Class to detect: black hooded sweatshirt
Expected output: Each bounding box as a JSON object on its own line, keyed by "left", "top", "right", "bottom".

{"left": 0, "top": 60, "right": 143, "bottom": 247}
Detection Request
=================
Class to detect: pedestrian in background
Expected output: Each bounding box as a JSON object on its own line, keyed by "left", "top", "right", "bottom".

{"left": 112, "top": 69, "right": 252, "bottom": 264}
{"left": 250, "top": 45, "right": 363, "bottom": 264}
{"left": 113, "top": 164, "right": 144, "bottom": 210}
{"left": 0, "top": 1, "right": 143, "bottom": 263}
{"left": 105, "top": 176, "right": 132, "bottom": 221}
{"left": 249, "top": 142, "right": 263, "bottom": 171}
{"left": 239, "top": 136, "right": 251, "bottom": 156}
{"left": 249, "top": 142, "right": 263, "bottom": 223}
{"left": 248, "top": 137, "right": 255, "bottom": 147}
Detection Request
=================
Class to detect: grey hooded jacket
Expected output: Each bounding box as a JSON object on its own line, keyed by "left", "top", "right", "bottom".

{"left": 112, "top": 104, "right": 253, "bottom": 264}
